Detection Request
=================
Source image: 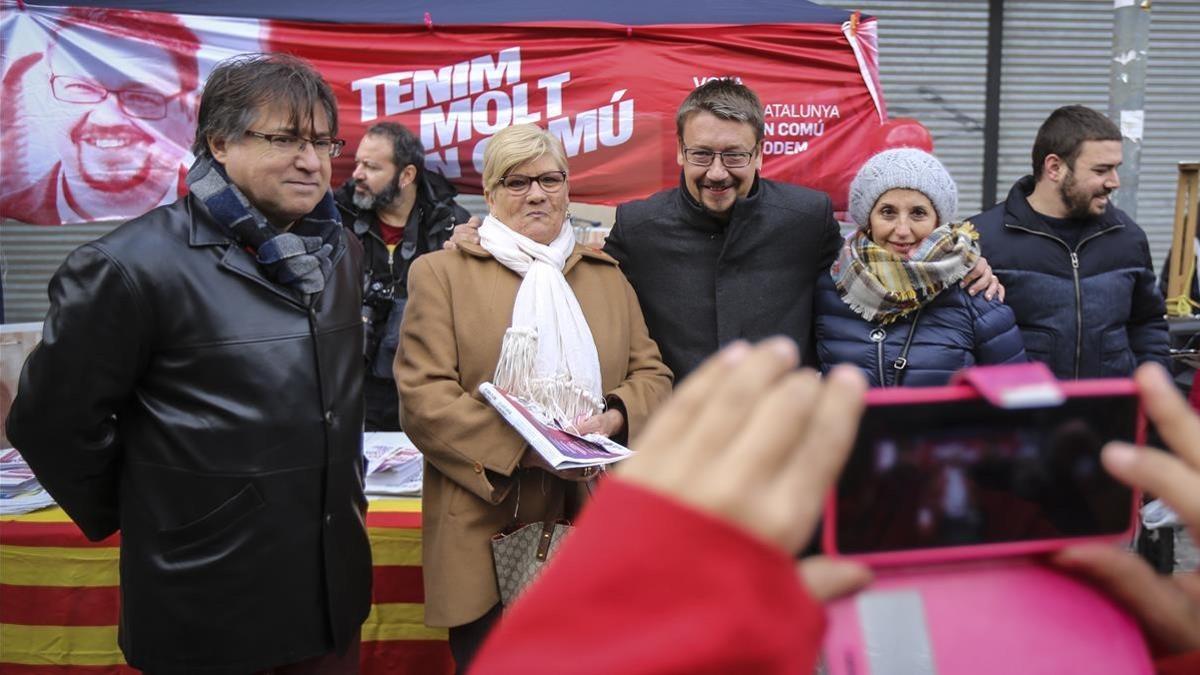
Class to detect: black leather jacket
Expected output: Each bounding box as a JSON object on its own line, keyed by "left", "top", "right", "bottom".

{"left": 6, "top": 195, "right": 372, "bottom": 674}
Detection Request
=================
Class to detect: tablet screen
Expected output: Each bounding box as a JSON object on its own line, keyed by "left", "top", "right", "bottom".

{"left": 833, "top": 394, "right": 1137, "bottom": 554}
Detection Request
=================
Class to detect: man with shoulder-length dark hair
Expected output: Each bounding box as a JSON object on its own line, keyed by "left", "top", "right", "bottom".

{"left": 970, "top": 105, "right": 1168, "bottom": 379}
{"left": 6, "top": 53, "right": 371, "bottom": 674}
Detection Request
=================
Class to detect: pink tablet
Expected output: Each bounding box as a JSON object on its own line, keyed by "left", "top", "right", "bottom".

{"left": 820, "top": 367, "right": 1152, "bottom": 674}
{"left": 822, "top": 376, "right": 1142, "bottom": 566}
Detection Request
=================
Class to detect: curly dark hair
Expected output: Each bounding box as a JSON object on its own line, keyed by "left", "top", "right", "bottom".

{"left": 363, "top": 122, "right": 426, "bottom": 177}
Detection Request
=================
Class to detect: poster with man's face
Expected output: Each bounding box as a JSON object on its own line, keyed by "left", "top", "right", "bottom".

{"left": 0, "top": 5, "right": 260, "bottom": 225}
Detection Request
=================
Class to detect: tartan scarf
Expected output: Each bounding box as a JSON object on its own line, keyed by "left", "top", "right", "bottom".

{"left": 832, "top": 221, "right": 980, "bottom": 325}
{"left": 186, "top": 154, "right": 342, "bottom": 296}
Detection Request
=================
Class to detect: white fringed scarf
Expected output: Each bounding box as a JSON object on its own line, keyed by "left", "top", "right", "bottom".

{"left": 480, "top": 214, "right": 604, "bottom": 422}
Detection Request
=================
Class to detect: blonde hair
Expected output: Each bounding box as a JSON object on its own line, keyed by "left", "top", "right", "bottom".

{"left": 481, "top": 124, "right": 568, "bottom": 195}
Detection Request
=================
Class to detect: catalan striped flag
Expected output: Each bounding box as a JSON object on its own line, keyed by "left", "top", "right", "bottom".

{"left": 0, "top": 499, "right": 453, "bottom": 674}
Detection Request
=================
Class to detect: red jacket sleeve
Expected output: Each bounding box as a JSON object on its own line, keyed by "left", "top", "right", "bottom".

{"left": 1156, "top": 650, "right": 1200, "bottom": 675}
{"left": 472, "top": 478, "right": 826, "bottom": 675}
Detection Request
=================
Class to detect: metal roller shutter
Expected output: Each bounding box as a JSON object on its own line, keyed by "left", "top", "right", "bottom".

{"left": 1139, "top": 1, "right": 1200, "bottom": 268}
{"left": 816, "top": 1, "right": 991, "bottom": 217}
{"left": 820, "top": 0, "right": 1199, "bottom": 268}
{"left": 999, "top": 0, "right": 1199, "bottom": 268}
{"left": 1, "top": 220, "right": 121, "bottom": 323}
{"left": 995, "top": 0, "right": 1112, "bottom": 202}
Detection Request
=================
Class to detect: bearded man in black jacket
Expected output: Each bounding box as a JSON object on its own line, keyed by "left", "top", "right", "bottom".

{"left": 335, "top": 122, "right": 474, "bottom": 430}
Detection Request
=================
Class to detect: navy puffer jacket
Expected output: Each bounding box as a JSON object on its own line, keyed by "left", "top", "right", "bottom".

{"left": 969, "top": 176, "right": 1168, "bottom": 379}
{"left": 815, "top": 273, "right": 1027, "bottom": 387}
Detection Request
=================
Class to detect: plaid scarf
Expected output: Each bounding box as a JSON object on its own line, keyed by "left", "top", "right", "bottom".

{"left": 186, "top": 155, "right": 342, "bottom": 296}
{"left": 832, "top": 221, "right": 980, "bottom": 325}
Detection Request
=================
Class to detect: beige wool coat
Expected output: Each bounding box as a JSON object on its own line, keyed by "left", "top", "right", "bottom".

{"left": 396, "top": 240, "right": 673, "bottom": 628}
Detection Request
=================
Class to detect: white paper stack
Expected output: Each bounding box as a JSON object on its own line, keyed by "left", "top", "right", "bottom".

{"left": 0, "top": 447, "right": 56, "bottom": 515}
{"left": 363, "top": 432, "right": 423, "bottom": 497}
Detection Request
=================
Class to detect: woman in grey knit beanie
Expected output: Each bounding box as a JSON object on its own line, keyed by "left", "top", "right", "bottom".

{"left": 848, "top": 148, "right": 959, "bottom": 238}
{"left": 813, "top": 148, "right": 1027, "bottom": 387}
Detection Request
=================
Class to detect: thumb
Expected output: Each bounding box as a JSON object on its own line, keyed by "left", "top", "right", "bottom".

{"left": 798, "top": 556, "right": 873, "bottom": 603}
{"left": 1053, "top": 543, "right": 1200, "bottom": 654}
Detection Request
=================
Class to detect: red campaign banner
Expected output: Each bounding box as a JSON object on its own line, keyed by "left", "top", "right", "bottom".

{"left": 268, "top": 20, "right": 887, "bottom": 209}
{"left": 0, "top": 2, "right": 890, "bottom": 225}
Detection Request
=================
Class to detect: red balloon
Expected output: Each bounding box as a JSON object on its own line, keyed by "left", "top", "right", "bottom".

{"left": 873, "top": 117, "right": 935, "bottom": 153}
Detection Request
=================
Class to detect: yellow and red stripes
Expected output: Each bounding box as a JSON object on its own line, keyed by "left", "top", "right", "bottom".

{"left": 0, "top": 499, "right": 452, "bottom": 674}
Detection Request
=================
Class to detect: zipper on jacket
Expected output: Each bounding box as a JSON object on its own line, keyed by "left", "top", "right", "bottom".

{"left": 870, "top": 327, "right": 887, "bottom": 385}
{"left": 1068, "top": 250, "right": 1082, "bottom": 378}
{"left": 1004, "top": 223, "right": 1120, "bottom": 378}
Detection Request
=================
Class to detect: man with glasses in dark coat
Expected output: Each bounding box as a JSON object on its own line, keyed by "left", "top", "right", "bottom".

{"left": 7, "top": 53, "right": 371, "bottom": 674}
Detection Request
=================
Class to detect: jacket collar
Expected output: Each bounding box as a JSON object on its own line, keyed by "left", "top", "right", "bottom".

{"left": 458, "top": 239, "right": 618, "bottom": 275}
{"left": 188, "top": 195, "right": 233, "bottom": 247}
{"left": 675, "top": 171, "right": 763, "bottom": 234}
{"left": 187, "top": 195, "right": 347, "bottom": 308}
{"left": 420, "top": 169, "right": 461, "bottom": 220}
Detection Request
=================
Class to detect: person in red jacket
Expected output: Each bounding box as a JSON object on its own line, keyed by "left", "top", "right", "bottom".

{"left": 473, "top": 338, "right": 871, "bottom": 674}
{"left": 472, "top": 341, "right": 1200, "bottom": 675}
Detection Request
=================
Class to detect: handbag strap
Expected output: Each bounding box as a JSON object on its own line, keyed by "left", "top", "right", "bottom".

{"left": 508, "top": 469, "right": 580, "bottom": 532}
{"left": 534, "top": 478, "right": 570, "bottom": 561}
{"left": 891, "top": 308, "right": 921, "bottom": 387}
{"left": 536, "top": 520, "right": 556, "bottom": 561}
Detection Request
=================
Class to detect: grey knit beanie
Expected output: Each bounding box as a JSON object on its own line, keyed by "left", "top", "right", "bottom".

{"left": 848, "top": 148, "right": 958, "bottom": 230}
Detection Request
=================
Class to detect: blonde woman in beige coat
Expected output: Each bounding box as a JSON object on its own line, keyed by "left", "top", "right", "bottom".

{"left": 396, "top": 124, "right": 673, "bottom": 673}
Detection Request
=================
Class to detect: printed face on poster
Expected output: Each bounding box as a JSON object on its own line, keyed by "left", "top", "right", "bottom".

{"left": 0, "top": 6, "right": 260, "bottom": 225}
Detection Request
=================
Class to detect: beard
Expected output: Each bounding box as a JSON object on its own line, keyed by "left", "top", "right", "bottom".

{"left": 352, "top": 176, "right": 401, "bottom": 211}
{"left": 1058, "top": 168, "right": 1111, "bottom": 219}
{"left": 690, "top": 174, "right": 745, "bottom": 218}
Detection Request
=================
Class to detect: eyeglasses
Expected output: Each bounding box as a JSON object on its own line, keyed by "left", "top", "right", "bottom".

{"left": 682, "top": 146, "right": 756, "bottom": 169}
{"left": 244, "top": 131, "right": 346, "bottom": 158}
{"left": 498, "top": 171, "right": 568, "bottom": 194}
{"left": 50, "top": 75, "right": 176, "bottom": 120}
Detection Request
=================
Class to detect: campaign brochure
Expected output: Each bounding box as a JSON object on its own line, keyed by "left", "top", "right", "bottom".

{"left": 478, "top": 382, "right": 633, "bottom": 470}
